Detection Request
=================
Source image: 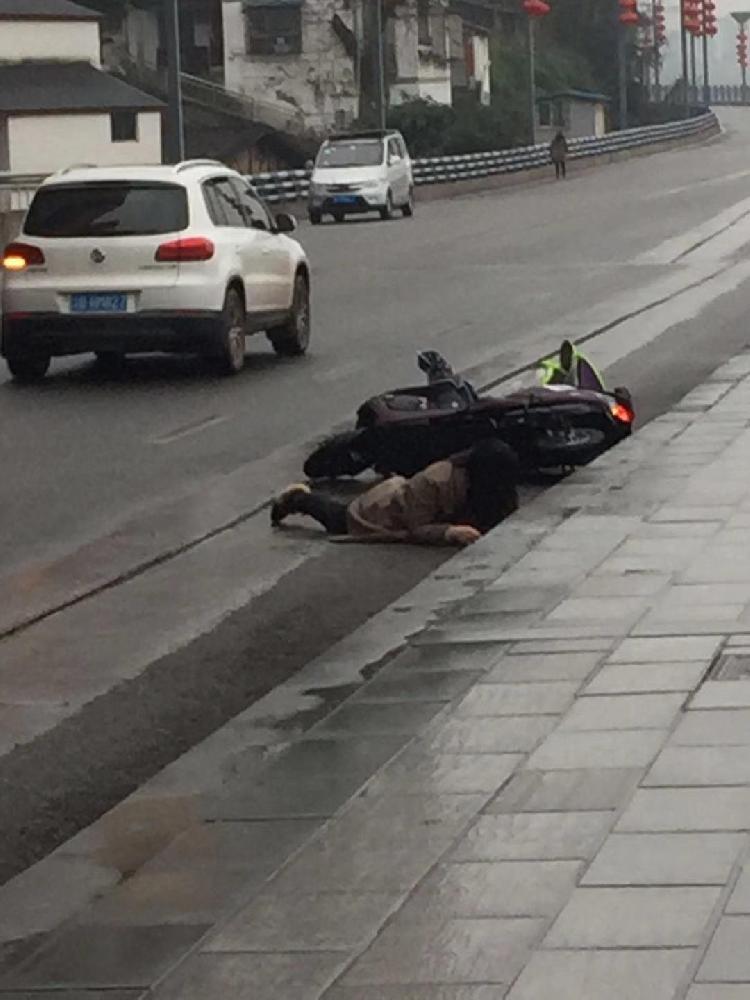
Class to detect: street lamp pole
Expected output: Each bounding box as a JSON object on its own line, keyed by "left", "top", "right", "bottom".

{"left": 618, "top": 0, "right": 639, "bottom": 129}
{"left": 733, "top": 12, "right": 750, "bottom": 103}
{"left": 527, "top": 15, "right": 537, "bottom": 144}
{"left": 164, "top": 0, "right": 185, "bottom": 163}
{"left": 375, "top": 0, "right": 386, "bottom": 130}
{"left": 522, "top": 0, "right": 550, "bottom": 146}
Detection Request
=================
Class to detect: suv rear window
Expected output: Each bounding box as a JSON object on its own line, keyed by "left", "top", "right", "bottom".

{"left": 24, "top": 182, "right": 189, "bottom": 238}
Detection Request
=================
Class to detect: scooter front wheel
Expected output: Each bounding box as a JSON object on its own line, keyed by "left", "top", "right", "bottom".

{"left": 534, "top": 427, "right": 606, "bottom": 469}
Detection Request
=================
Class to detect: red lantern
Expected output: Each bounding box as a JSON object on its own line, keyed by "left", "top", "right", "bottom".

{"left": 522, "top": 0, "right": 550, "bottom": 16}
{"left": 619, "top": 0, "right": 639, "bottom": 26}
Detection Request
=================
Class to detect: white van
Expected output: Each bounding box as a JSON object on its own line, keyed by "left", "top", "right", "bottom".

{"left": 307, "top": 130, "right": 414, "bottom": 225}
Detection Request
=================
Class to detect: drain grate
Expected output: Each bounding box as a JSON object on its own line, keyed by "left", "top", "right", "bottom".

{"left": 708, "top": 653, "right": 750, "bottom": 680}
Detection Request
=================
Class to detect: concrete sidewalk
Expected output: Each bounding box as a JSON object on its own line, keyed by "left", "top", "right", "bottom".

{"left": 4, "top": 352, "right": 750, "bottom": 997}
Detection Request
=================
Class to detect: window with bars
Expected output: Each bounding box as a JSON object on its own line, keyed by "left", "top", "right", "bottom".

{"left": 245, "top": 6, "right": 302, "bottom": 55}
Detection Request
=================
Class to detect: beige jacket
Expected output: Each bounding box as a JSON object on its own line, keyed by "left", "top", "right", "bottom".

{"left": 346, "top": 460, "right": 468, "bottom": 544}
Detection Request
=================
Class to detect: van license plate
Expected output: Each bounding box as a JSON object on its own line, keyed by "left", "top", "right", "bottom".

{"left": 332, "top": 196, "right": 357, "bottom": 205}
{"left": 71, "top": 293, "right": 128, "bottom": 313}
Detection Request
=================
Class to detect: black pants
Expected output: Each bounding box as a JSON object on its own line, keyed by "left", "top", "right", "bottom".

{"left": 554, "top": 160, "right": 566, "bottom": 179}
{"left": 297, "top": 492, "right": 350, "bottom": 534}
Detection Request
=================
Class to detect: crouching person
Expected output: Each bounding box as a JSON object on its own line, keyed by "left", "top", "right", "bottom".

{"left": 271, "top": 439, "right": 520, "bottom": 546}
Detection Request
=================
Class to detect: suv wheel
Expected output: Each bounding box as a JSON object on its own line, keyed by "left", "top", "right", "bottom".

{"left": 6, "top": 352, "right": 51, "bottom": 383}
{"left": 268, "top": 273, "right": 310, "bottom": 357}
{"left": 95, "top": 351, "right": 125, "bottom": 372}
{"left": 215, "top": 288, "right": 246, "bottom": 375}
{"left": 379, "top": 191, "right": 394, "bottom": 221}
{"left": 402, "top": 189, "right": 415, "bottom": 217}
{"left": 309, "top": 209, "right": 322, "bottom": 225}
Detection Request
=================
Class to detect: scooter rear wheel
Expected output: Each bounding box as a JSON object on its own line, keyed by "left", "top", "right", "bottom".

{"left": 304, "top": 430, "right": 371, "bottom": 479}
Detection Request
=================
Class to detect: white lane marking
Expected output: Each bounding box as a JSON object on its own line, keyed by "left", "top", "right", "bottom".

{"left": 313, "top": 360, "right": 366, "bottom": 383}
{"left": 634, "top": 196, "right": 750, "bottom": 265}
{"left": 655, "top": 168, "right": 750, "bottom": 198}
{"left": 150, "top": 415, "right": 228, "bottom": 445}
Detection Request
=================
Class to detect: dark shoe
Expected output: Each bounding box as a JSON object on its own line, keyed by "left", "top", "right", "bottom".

{"left": 271, "top": 484, "right": 311, "bottom": 526}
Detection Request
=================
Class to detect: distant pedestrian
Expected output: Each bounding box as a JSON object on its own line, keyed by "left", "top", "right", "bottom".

{"left": 271, "top": 440, "right": 520, "bottom": 546}
{"left": 550, "top": 130, "right": 568, "bottom": 179}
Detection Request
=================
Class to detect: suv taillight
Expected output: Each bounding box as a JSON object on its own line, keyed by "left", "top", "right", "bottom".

{"left": 155, "top": 237, "right": 214, "bottom": 262}
{"left": 3, "top": 242, "right": 45, "bottom": 270}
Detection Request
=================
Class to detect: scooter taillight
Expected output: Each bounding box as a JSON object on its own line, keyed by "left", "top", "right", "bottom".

{"left": 611, "top": 402, "right": 634, "bottom": 424}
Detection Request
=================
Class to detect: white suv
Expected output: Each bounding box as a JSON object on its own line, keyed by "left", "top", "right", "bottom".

{"left": 308, "top": 130, "right": 414, "bottom": 225}
{"left": 1, "top": 160, "right": 311, "bottom": 381}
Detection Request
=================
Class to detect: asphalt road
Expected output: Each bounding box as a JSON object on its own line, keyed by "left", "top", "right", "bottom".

{"left": 6, "top": 111, "right": 750, "bottom": 881}
{"left": 4, "top": 110, "right": 750, "bottom": 572}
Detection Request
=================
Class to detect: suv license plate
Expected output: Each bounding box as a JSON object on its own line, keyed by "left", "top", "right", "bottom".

{"left": 70, "top": 293, "right": 128, "bottom": 313}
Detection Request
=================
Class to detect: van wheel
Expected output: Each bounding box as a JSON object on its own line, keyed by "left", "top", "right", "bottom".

{"left": 95, "top": 351, "right": 125, "bottom": 372}
{"left": 402, "top": 189, "right": 414, "bottom": 217}
{"left": 379, "top": 191, "right": 394, "bottom": 221}
{"left": 332, "top": 210, "right": 345, "bottom": 223}
{"left": 309, "top": 209, "right": 322, "bottom": 225}
{"left": 6, "top": 352, "right": 51, "bottom": 383}
{"left": 215, "top": 288, "right": 246, "bottom": 375}
{"left": 268, "top": 273, "right": 310, "bottom": 357}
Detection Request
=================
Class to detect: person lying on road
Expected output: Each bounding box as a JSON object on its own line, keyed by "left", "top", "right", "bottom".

{"left": 271, "top": 439, "right": 520, "bottom": 546}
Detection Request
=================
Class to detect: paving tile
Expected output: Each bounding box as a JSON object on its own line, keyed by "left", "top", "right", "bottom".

{"left": 148, "top": 952, "right": 345, "bottom": 1000}
{"left": 325, "top": 988, "right": 508, "bottom": 1000}
{"left": 572, "top": 574, "right": 671, "bottom": 597}
{"left": 687, "top": 988, "right": 750, "bottom": 999}
{"left": 698, "top": 916, "right": 750, "bottom": 982}
{"left": 485, "top": 652, "right": 601, "bottom": 683}
{"left": 457, "top": 682, "right": 578, "bottom": 717}
{"left": 507, "top": 949, "right": 692, "bottom": 1000}
{"left": 487, "top": 768, "right": 641, "bottom": 814}
{"left": 0, "top": 994, "right": 140, "bottom": 1000}
{"left": 560, "top": 693, "right": 685, "bottom": 731}
{"left": 727, "top": 867, "right": 750, "bottom": 913}
{"left": 361, "top": 670, "right": 482, "bottom": 702}
{"left": 511, "top": 638, "right": 613, "bottom": 654}
{"left": 141, "top": 818, "right": 317, "bottom": 876}
{"left": 468, "top": 587, "right": 565, "bottom": 613}
{"left": 80, "top": 866, "right": 255, "bottom": 925}
{"left": 546, "top": 597, "right": 646, "bottom": 623}
{"left": 387, "top": 644, "right": 508, "bottom": 674}
{"left": 400, "top": 860, "right": 581, "bottom": 919}
{"left": 673, "top": 709, "right": 750, "bottom": 745}
{"left": 314, "top": 701, "right": 447, "bottom": 736}
{"left": 692, "top": 681, "right": 750, "bottom": 709}
{"left": 272, "top": 794, "right": 486, "bottom": 893}
{"left": 582, "top": 832, "right": 745, "bottom": 886}
{"left": 617, "top": 787, "right": 750, "bottom": 831}
{"left": 584, "top": 661, "right": 707, "bottom": 694}
{"left": 1, "top": 925, "right": 208, "bottom": 990}
{"left": 526, "top": 729, "right": 665, "bottom": 770}
{"left": 369, "top": 748, "right": 522, "bottom": 795}
{"left": 425, "top": 716, "right": 555, "bottom": 754}
{"left": 544, "top": 886, "right": 720, "bottom": 947}
{"left": 608, "top": 636, "right": 721, "bottom": 663}
{"left": 207, "top": 890, "right": 401, "bottom": 952}
{"left": 453, "top": 811, "right": 611, "bottom": 862}
{"left": 209, "top": 737, "right": 406, "bottom": 819}
{"left": 340, "top": 916, "right": 544, "bottom": 986}
{"left": 645, "top": 745, "right": 750, "bottom": 786}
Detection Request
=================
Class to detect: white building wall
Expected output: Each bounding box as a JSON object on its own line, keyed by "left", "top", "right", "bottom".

{"left": 0, "top": 20, "right": 101, "bottom": 66}
{"left": 8, "top": 112, "right": 162, "bottom": 173}
{"left": 472, "top": 33, "right": 491, "bottom": 105}
{"left": 223, "top": 0, "right": 358, "bottom": 133}
{"left": 390, "top": 0, "right": 452, "bottom": 106}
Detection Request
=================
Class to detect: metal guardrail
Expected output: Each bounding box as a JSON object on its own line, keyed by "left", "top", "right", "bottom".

{"left": 0, "top": 112, "right": 719, "bottom": 218}
{"left": 247, "top": 111, "right": 719, "bottom": 205}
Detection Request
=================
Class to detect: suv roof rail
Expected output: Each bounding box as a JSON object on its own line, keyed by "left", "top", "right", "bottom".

{"left": 328, "top": 129, "right": 394, "bottom": 141}
{"left": 56, "top": 163, "right": 97, "bottom": 174}
{"left": 174, "top": 159, "right": 226, "bottom": 173}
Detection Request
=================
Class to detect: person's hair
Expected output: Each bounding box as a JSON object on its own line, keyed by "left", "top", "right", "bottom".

{"left": 452, "top": 439, "right": 520, "bottom": 534}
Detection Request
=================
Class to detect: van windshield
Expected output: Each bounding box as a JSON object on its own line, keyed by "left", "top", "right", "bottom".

{"left": 25, "top": 182, "right": 189, "bottom": 238}
{"left": 316, "top": 140, "right": 384, "bottom": 169}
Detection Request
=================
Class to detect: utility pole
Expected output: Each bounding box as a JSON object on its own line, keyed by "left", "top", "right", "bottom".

{"left": 527, "top": 16, "right": 537, "bottom": 144}
{"left": 680, "top": 23, "right": 689, "bottom": 114}
{"left": 618, "top": 28, "right": 628, "bottom": 129}
{"left": 702, "top": 30, "right": 709, "bottom": 102}
{"left": 360, "top": 0, "right": 386, "bottom": 128}
{"left": 164, "top": 0, "right": 185, "bottom": 162}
